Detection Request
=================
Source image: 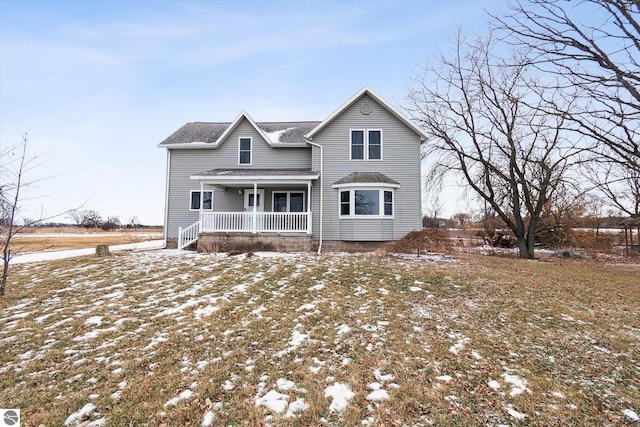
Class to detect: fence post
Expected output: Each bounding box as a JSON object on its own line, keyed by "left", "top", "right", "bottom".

{"left": 178, "top": 227, "right": 183, "bottom": 250}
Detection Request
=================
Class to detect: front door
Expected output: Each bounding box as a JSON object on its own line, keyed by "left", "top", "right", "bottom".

{"left": 244, "top": 189, "right": 265, "bottom": 212}
{"left": 244, "top": 189, "right": 264, "bottom": 231}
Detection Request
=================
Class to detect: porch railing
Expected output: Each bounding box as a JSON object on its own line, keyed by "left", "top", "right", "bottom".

{"left": 178, "top": 220, "right": 200, "bottom": 249}
{"left": 200, "top": 211, "right": 311, "bottom": 233}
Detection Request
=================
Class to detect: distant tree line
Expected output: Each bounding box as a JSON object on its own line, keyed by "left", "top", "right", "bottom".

{"left": 65, "top": 209, "right": 155, "bottom": 231}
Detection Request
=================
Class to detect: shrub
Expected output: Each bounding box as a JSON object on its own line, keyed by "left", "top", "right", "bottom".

{"left": 390, "top": 229, "right": 453, "bottom": 256}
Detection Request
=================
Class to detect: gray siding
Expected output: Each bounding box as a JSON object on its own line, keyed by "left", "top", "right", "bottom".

{"left": 166, "top": 117, "right": 312, "bottom": 238}
{"left": 311, "top": 94, "right": 422, "bottom": 241}
{"left": 164, "top": 98, "right": 422, "bottom": 243}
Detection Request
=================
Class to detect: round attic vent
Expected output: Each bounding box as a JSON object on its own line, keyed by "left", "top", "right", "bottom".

{"left": 360, "top": 103, "right": 373, "bottom": 115}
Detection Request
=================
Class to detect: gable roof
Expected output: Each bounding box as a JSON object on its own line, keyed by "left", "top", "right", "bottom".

{"left": 158, "top": 112, "right": 320, "bottom": 149}
{"left": 305, "top": 86, "right": 428, "bottom": 141}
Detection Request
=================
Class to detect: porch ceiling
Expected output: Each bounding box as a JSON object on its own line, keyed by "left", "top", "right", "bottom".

{"left": 190, "top": 168, "right": 319, "bottom": 188}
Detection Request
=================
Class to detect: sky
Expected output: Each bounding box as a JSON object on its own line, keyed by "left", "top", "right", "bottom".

{"left": 0, "top": 0, "right": 501, "bottom": 225}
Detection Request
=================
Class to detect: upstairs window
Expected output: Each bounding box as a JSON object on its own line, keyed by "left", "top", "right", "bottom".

{"left": 350, "top": 130, "right": 382, "bottom": 160}
{"left": 351, "top": 130, "right": 365, "bottom": 160}
{"left": 190, "top": 190, "right": 213, "bottom": 211}
{"left": 239, "top": 137, "right": 252, "bottom": 165}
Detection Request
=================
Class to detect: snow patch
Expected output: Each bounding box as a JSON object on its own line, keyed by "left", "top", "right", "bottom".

{"left": 366, "top": 389, "right": 389, "bottom": 401}
{"left": 64, "top": 403, "right": 97, "bottom": 426}
{"left": 255, "top": 389, "right": 289, "bottom": 414}
{"left": 373, "top": 369, "right": 395, "bottom": 383}
{"left": 623, "top": 409, "right": 639, "bottom": 422}
{"left": 336, "top": 324, "right": 352, "bottom": 335}
{"left": 85, "top": 316, "right": 103, "bottom": 326}
{"left": 324, "top": 382, "right": 355, "bottom": 413}
{"left": 284, "top": 397, "right": 309, "bottom": 419}
{"left": 502, "top": 373, "right": 530, "bottom": 396}
{"left": 488, "top": 380, "right": 501, "bottom": 390}
{"left": 164, "top": 389, "right": 193, "bottom": 407}
{"left": 275, "top": 330, "right": 309, "bottom": 358}
{"left": 202, "top": 411, "right": 215, "bottom": 427}
{"left": 505, "top": 405, "right": 526, "bottom": 420}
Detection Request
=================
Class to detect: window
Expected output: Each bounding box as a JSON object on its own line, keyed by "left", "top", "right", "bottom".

{"left": 351, "top": 130, "right": 364, "bottom": 160}
{"left": 190, "top": 190, "right": 213, "bottom": 211}
{"left": 350, "top": 129, "right": 382, "bottom": 160}
{"left": 239, "top": 137, "right": 252, "bottom": 165}
{"left": 340, "top": 191, "right": 350, "bottom": 216}
{"left": 248, "top": 193, "right": 260, "bottom": 207}
{"left": 368, "top": 130, "right": 381, "bottom": 160}
{"left": 354, "top": 190, "right": 379, "bottom": 215}
{"left": 272, "top": 192, "right": 305, "bottom": 212}
{"left": 384, "top": 191, "right": 393, "bottom": 216}
{"left": 339, "top": 189, "right": 393, "bottom": 218}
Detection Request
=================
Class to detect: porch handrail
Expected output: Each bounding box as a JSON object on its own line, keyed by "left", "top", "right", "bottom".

{"left": 200, "top": 211, "right": 310, "bottom": 233}
{"left": 178, "top": 220, "right": 200, "bottom": 249}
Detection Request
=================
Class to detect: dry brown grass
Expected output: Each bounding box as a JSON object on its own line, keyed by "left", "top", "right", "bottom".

{"left": 0, "top": 252, "right": 638, "bottom": 426}
{"left": 8, "top": 230, "right": 162, "bottom": 253}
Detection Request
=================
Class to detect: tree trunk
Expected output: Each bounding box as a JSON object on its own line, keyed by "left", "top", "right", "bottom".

{"left": 1, "top": 256, "right": 8, "bottom": 297}
{"left": 515, "top": 227, "right": 536, "bottom": 259}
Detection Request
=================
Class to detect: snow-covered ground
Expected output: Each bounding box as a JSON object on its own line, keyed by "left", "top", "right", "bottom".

{"left": 1, "top": 250, "right": 637, "bottom": 426}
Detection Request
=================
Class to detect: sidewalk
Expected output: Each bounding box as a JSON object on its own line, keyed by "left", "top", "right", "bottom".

{"left": 7, "top": 240, "right": 165, "bottom": 264}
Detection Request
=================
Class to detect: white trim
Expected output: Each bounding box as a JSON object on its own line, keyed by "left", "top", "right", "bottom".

{"left": 163, "top": 150, "right": 171, "bottom": 246}
{"left": 305, "top": 86, "right": 428, "bottom": 141}
{"left": 272, "top": 191, "right": 306, "bottom": 213}
{"left": 331, "top": 181, "right": 401, "bottom": 189}
{"left": 189, "top": 190, "right": 214, "bottom": 211}
{"left": 349, "top": 128, "right": 383, "bottom": 161}
{"left": 337, "top": 188, "right": 395, "bottom": 219}
{"left": 190, "top": 174, "right": 319, "bottom": 182}
{"left": 238, "top": 137, "right": 252, "bottom": 165}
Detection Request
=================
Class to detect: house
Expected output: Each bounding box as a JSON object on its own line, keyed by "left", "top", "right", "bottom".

{"left": 158, "top": 87, "right": 427, "bottom": 252}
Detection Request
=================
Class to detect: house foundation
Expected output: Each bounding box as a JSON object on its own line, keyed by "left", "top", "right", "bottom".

{"left": 198, "top": 232, "right": 312, "bottom": 253}
{"left": 316, "top": 240, "right": 395, "bottom": 253}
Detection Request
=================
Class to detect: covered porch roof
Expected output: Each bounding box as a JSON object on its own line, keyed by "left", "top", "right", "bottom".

{"left": 191, "top": 168, "right": 319, "bottom": 189}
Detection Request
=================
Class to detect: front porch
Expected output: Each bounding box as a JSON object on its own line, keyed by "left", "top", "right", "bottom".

{"left": 177, "top": 168, "right": 319, "bottom": 250}
{"left": 178, "top": 211, "right": 311, "bottom": 249}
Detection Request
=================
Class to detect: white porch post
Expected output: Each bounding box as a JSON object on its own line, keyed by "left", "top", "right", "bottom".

{"left": 252, "top": 182, "right": 257, "bottom": 234}
{"left": 307, "top": 181, "right": 312, "bottom": 234}
{"left": 199, "top": 182, "right": 204, "bottom": 222}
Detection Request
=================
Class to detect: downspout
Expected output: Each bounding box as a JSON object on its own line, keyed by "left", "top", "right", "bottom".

{"left": 163, "top": 149, "right": 171, "bottom": 248}
{"left": 305, "top": 139, "right": 323, "bottom": 254}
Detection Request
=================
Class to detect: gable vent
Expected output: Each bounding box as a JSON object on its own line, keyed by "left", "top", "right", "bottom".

{"left": 360, "top": 103, "right": 373, "bottom": 115}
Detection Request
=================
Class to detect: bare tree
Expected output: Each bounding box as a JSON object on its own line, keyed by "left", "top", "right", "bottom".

{"left": 1, "top": 134, "right": 81, "bottom": 296}
{"left": 493, "top": 0, "right": 640, "bottom": 215}
{"left": 66, "top": 208, "right": 84, "bottom": 227}
{"left": 407, "top": 31, "right": 586, "bottom": 259}
{"left": 81, "top": 210, "right": 103, "bottom": 229}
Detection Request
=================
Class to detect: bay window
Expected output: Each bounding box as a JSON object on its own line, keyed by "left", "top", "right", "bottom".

{"left": 338, "top": 188, "right": 394, "bottom": 218}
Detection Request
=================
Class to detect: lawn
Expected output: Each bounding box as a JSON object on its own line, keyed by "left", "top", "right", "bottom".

{"left": 0, "top": 251, "right": 638, "bottom": 426}
{"left": 8, "top": 229, "right": 163, "bottom": 253}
